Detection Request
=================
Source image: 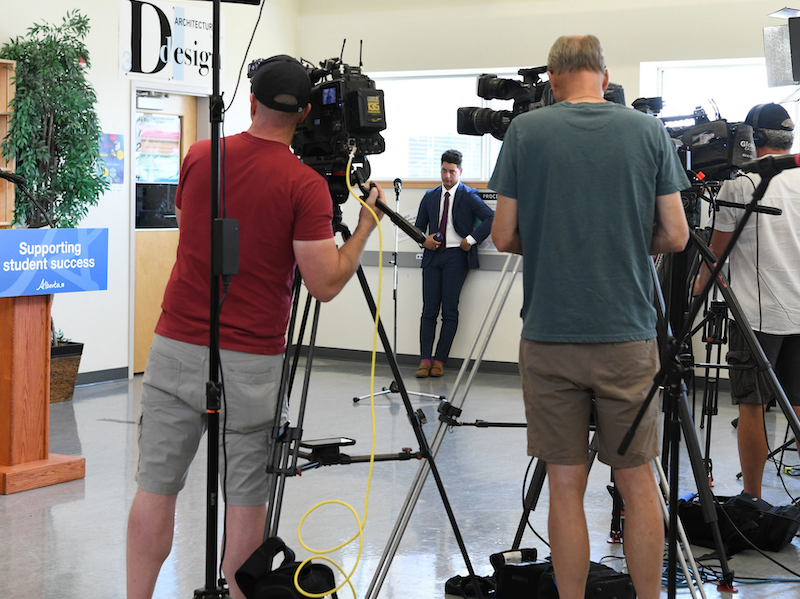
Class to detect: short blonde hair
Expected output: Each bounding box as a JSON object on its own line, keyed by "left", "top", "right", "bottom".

{"left": 547, "top": 35, "right": 605, "bottom": 75}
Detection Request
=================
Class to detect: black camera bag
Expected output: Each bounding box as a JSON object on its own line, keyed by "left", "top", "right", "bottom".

{"left": 235, "top": 536, "right": 338, "bottom": 599}
{"left": 678, "top": 492, "right": 800, "bottom": 555}
{"left": 494, "top": 558, "right": 634, "bottom": 599}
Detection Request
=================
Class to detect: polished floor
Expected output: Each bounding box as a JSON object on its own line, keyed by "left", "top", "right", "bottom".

{"left": 2, "top": 356, "right": 800, "bottom": 598}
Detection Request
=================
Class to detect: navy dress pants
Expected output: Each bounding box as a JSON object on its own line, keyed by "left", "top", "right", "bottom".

{"left": 420, "top": 247, "right": 470, "bottom": 363}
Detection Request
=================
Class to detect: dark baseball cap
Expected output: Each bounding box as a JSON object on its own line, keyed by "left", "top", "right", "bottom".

{"left": 250, "top": 55, "right": 311, "bottom": 113}
{"left": 745, "top": 103, "right": 794, "bottom": 131}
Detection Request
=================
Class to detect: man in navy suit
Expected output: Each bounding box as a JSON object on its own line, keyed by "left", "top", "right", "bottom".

{"left": 414, "top": 149, "right": 494, "bottom": 377}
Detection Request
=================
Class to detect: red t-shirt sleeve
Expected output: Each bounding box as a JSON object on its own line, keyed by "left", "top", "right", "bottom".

{"left": 292, "top": 174, "right": 335, "bottom": 242}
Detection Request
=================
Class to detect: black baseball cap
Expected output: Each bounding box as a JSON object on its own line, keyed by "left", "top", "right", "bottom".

{"left": 745, "top": 103, "right": 794, "bottom": 131}
{"left": 250, "top": 55, "right": 311, "bottom": 113}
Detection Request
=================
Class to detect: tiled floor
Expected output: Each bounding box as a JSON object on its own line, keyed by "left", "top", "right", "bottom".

{"left": 2, "top": 356, "right": 800, "bottom": 598}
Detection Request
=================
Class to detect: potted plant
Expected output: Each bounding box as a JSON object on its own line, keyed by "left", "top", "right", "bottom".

{"left": 1, "top": 10, "right": 107, "bottom": 399}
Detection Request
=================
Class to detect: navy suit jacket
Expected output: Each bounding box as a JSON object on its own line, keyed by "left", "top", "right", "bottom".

{"left": 414, "top": 183, "right": 494, "bottom": 269}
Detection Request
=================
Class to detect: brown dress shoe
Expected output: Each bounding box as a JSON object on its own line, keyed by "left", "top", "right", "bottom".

{"left": 415, "top": 362, "right": 431, "bottom": 378}
{"left": 429, "top": 362, "right": 444, "bottom": 377}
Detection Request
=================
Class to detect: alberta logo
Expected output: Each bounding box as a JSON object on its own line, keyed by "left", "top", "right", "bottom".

{"left": 36, "top": 279, "right": 66, "bottom": 291}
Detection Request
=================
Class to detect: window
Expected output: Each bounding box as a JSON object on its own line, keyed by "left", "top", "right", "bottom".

{"left": 639, "top": 58, "right": 799, "bottom": 149}
{"left": 367, "top": 69, "right": 521, "bottom": 180}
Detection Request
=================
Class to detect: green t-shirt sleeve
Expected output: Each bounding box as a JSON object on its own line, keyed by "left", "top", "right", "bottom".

{"left": 655, "top": 127, "right": 691, "bottom": 195}
{"left": 488, "top": 122, "right": 519, "bottom": 197}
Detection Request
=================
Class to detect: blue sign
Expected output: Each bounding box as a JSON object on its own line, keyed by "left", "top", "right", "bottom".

{"left": 0, "top": 229, "right": 109, "bottom": 297}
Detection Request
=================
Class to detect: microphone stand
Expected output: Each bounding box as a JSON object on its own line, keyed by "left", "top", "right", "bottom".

{"left": 352, "top": 178, "right": 446, "bottom": 403}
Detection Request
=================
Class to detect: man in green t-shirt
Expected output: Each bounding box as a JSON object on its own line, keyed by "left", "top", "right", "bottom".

{"left": 489, "top": 35, "right": 689, "bottom": 599}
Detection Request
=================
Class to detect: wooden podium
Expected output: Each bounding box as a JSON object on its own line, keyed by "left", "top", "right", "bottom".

{"left": 0, "top": 295, "right": 85, "bottom": 494}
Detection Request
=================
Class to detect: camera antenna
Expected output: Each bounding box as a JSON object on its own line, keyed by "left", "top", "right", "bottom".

{"left": 339, "top": 39, "right": 346, "bottom": 63}
{"left": 359, "top": 40, "right": 363, "bottom": 69}
{"left": 709, "top": 99, "right": 721, "bottom": 121}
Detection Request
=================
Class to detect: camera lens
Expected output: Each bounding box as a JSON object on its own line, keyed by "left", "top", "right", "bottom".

{"left": 457, "top": 107, "right": 513, "bottom": 140}
{"left": 476, "top": 74, "right": 524, "bottom": 100}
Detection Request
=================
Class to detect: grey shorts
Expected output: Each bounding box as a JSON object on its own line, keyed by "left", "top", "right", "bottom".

{"left": 727, "top": 323, "right": 800, "bottom": 407}
{"left": 136, "top": 334, "right": 286, "bottom": 506}
{"left": 519, "top": 337, "right": 660, "bottom": 469}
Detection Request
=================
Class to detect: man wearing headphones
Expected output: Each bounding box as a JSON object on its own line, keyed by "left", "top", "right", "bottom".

{"left": 126, "top": 55, "right": 385, "bottom": 599}
{"left": 695, "top": 102, "right": 800, "bottom": 498}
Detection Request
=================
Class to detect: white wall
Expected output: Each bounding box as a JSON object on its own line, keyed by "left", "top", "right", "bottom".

{"left": 0, "top": 0, "right": 300, "bottom": 377}
{"left": 297, "top": 0, "right": 784, "bottom": 99}
{"left": 298, "top": 0, "right": 792, "bottom": 364}
{"left": 311, "top": 187, "right": 524, "bottom": 364}
{"left": 1, "top": 0, "right": 792, "bottom": 376}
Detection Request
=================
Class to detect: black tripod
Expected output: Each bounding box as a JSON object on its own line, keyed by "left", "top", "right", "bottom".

{"left": 692, "top": 297, "right": 728, "bottom": 486}
{"left": 625, "top": 154, "right": 800, "bottom": 599}
{"left": 262, "top": 211, "right": 487, "bottom": 598}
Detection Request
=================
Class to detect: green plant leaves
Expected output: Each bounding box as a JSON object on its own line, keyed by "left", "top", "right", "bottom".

{"left": 0, "top": 9, "right": 109, "bottom": 228}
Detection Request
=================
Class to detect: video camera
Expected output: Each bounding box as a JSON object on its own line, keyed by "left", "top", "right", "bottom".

{"left": 290, "top": 55, "right": 387, "bottom": 203}
{"left": 633, "top": 98, "right": 755, "bottom": 181}
{"left": 248, "top": 50, "right": 425, "bottom": 243}
{"left": 633, "top": 98, "right": 756, "bottom": 228}
{"left": 457, "top": 66, "right": 626, "bottom": 140}
{"left": 456, "top": 67, "right": 553, "bottom": 140}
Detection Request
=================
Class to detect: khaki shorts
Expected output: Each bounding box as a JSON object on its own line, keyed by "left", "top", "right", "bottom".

{"left": 519, "top": 337, "right": 660, "bottom": 469}
{"left": 136, "top": 334, "right": 286, "bottom": 506}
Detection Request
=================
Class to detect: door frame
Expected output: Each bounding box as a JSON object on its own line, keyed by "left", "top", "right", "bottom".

{"left": 127, "top": 79, "right": 210, "bottom": 379}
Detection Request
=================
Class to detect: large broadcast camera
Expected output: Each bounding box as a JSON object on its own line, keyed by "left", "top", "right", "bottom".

{"left": 291, "top": 55, "right": 387, "bottom": 204}
{"left": 457, "top": 66, "right": 626, "bottom": 140}
{"left": 249, "top": 49, "right": 425, "bottom": 244}
{"left": 633, "top": 98, "right": 756, "bottom": 228}
{"left": 634, "top": 98, "right": 755, "bottom": 182}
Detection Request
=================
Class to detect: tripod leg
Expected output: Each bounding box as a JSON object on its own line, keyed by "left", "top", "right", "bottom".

{"left": 608, "top": 472, "right": 624, "bottom": 544}
{"left": 675, "top": 383, "right": 735, "bottom": 591}
{"left": 511, "top": 431, "right": 599, "bottom": 550}
{"left": 655, "top": 458, "right": 707, "bottom": 599}
{"left": 366, "top": 255, "right": 521, "bottom": 598}
{"left": 348, "top": 261, "right": 484, "bottom": 598}
{"left": 265, "top": 281, "right": 321, "bottom": 539}
{"left": 511, "top": 459, "right": 547, "bottom": 550}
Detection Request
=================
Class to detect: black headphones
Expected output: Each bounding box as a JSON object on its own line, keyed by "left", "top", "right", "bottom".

{"left": 749, "top": 103, "right": 768, "bottom": 148}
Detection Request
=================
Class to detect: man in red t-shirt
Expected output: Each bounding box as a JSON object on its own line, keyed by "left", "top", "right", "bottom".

{"left": 126, "top": 55, "right": 384, "bottom": 599}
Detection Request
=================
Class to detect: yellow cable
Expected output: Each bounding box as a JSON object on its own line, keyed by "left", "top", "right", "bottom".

{"left": 293, "top": 153, "right": 383, "bottom": 599}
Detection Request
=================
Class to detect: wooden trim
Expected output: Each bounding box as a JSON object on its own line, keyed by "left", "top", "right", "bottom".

{"left": 0, "top": 295, "right": 86, "bottom": 494}
{"left": 0, "top": 454, "right": 85, "bottom": 494}
{"left": 373, "top": 179, "right": 489, "bottom": 190}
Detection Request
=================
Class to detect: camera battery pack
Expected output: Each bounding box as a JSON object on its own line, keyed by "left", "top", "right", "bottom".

{"left": 212, "top": 218, "right": 239, "bottom": 276}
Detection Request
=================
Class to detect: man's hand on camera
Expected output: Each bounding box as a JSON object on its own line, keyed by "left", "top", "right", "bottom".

{"left": 358, "top": 182, "right": 386, "bottom": 229}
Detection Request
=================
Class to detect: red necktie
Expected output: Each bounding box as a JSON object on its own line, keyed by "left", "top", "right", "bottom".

{"left": 438, "top": 191, "right": 450, "bottom": 251}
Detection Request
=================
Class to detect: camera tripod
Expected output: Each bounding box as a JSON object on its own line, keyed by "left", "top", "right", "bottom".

{"left": 626, "top": 157, "right": 800, "bottom": 599}
{"left": 665, "top": 191, "right": 784, "bottom": 488}
{"left": 261, "top": 214, "right": 486, "bottom": 598}
{"left": 373, "top": 249, "right": 711, "bottom": 599}
{"left": 431, "top": 254, "right": 708, "bottom": 599}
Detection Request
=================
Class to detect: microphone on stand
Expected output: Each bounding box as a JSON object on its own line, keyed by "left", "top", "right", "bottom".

{"left": 393, "top": 177, "right": 402, "bottom": 195}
